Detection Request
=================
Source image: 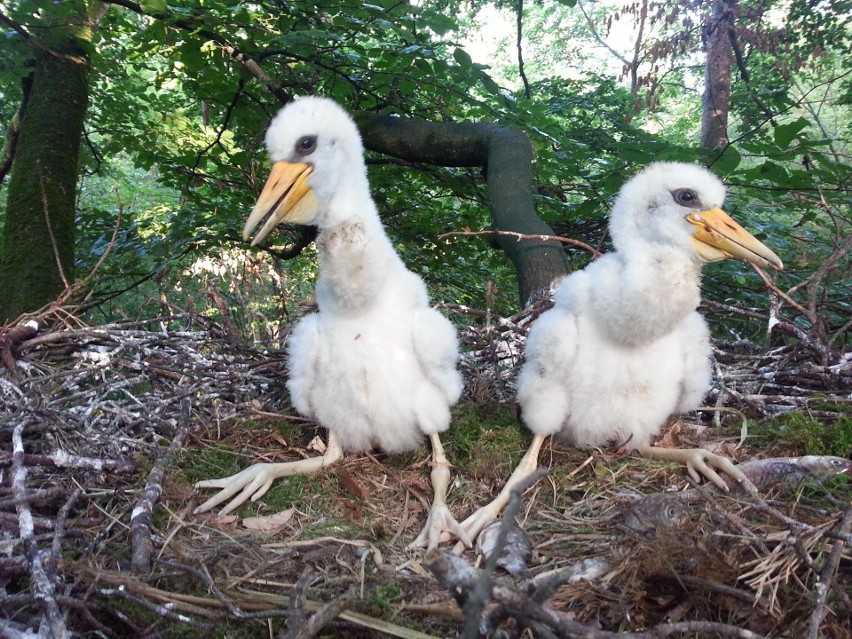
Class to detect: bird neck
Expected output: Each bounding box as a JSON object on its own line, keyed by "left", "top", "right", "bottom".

{"left": 589, "top": 249, "right": 703, "bottom": 346}
{"left": 314, "top": 213, "right": 399, "bottom": 314}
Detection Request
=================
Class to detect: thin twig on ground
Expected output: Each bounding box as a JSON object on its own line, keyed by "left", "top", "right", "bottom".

{"left": 803, "top": 501, "right": 852, "bottom": 639}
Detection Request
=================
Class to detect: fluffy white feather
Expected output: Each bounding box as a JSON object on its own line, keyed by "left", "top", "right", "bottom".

{"left": 517, "top": 162, "right": 723, "bottom": 448}
{"left": 452, "top": 162, "right": 782, "bottom": 550}
{"left": 275, "top": 99, "right": 462, "bottom": 451}
{"left": 196, "top": 97, "right": 465, "bottom": 549}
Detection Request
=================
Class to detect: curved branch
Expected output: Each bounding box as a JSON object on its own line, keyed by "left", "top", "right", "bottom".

{"left": 355, "top": 113, "right": 568, "bottom": 305}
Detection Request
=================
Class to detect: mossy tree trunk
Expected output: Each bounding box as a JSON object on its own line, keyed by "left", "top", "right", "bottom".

{"left": 356, "top": 114, "right": 568, "bottom": 307}
{"left": 0, "top": 2, "right": 104, "bottom": 323}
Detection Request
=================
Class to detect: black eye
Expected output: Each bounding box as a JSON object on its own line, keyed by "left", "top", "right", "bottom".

{"left": 673, "top": 189, "right": 698, "bottom": 206}
{"left": 296, "top": 135, "right": 317, "bottom": 156}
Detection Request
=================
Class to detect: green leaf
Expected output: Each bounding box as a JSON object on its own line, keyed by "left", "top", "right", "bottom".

{"left": 757, "top": 160, "right": 790, "bottom": 185}
{"left": 711, "top": 147, "right": 741, "bottom": 175}
{"left": 453, "top": 47, "right": 473, "bottom": 68}
{"left": 139, "top": 0, "right": 167, "bottom": 13}
{"left": 774, "top": 117, "right": 809, "bottom": 149}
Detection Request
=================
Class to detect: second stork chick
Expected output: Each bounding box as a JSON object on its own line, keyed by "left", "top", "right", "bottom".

{"left": 455, "top": 161, "right": 783, "bottom": 546}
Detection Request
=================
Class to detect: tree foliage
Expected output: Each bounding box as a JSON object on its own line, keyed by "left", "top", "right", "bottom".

{"left": 0, "top": 0, "right": 848, "bottom": 351}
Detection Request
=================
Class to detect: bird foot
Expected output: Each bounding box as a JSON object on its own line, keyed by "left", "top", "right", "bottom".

{"left": 195, "top": 439, "right": 343, "bottom": 516}
{"left": 407, "top": 502, "right": 471, "bottom": 552}
{"left": 194, "top": 463, "right": 287, "bottom": 516}
{"left": 450, "top": 505, "right": 500, "bottom": 555}
{"left": 639, "top": 443, "right": 753, "bottom": 492}
{"left": 407, "top": 434, "right": 471, "bottom": 552}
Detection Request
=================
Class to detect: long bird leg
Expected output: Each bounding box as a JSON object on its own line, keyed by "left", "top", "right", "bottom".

{"left": 194, "top": 431, "right": 344, "bottom": 516}
{"left": 638, "top": 442, "right": 751, "bottom": 492}
{"left": 450, "top": 434, "right": 546, "bottom": 554}
{"left": 408, "top": 434, "right": 471, "bottom": 552}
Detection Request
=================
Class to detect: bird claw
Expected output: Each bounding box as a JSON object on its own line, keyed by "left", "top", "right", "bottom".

{"left": 450, "top": 507, "right": 498, "bottom": 555}
{"left": 194, "top": 464, "right": 277, "bottom": 516}
{"left": 639, "top": 444, "right": 755, "bottom": 493}
{"left": 408, "top": 503, "right": 471, "bottom": 552}
{"left": 683, "top": 449, "right": 752, "bottom": 492}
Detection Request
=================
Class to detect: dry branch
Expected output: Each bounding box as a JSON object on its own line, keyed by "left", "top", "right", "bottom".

{"left": 803, "top": 502, "right": 852, "bottom": 639}
{"left": 10, "top": 424, "right": 70, "bottom": 639}
{"left": 438, "top": 227, "right": 603, "bottom": 258}
{"left": 130, "top": 398, "right": 192, "bottom": 572}
{"left": 0, "top": 321, "right": 38, "bottom": 381}
{"left": 0, "top": 450, "right": 136, "bottom": 473}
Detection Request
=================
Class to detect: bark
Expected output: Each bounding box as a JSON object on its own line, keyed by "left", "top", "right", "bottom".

{"left": 355, "top": 113, "right": 568, "bottom": 306}
{"left": 701, "top": 0, "right": 736, "bottom": 149}
{"left": 0, "top": 2, "right": 103, "bottom": 323}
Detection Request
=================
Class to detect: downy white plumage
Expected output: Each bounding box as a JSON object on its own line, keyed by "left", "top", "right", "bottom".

{"left": 454, "top": 162, "right": 783, "bottom": 548}
{"left": 195, "top": 97, "right": 467, "bottom": 550}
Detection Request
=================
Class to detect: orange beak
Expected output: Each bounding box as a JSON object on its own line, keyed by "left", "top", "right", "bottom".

{"left": 243, "top": 162, "right": 316, "bottom": 246}
{"left": 686, "top": 207, "right": 783, "bottom": 270}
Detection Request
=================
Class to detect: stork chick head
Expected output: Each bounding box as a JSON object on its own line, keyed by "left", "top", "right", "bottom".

{"left": 609, "top": 162, "right": 783, "bottom": 270}
{"left": 244, "top": 96, "right": 367, "bottom": 245}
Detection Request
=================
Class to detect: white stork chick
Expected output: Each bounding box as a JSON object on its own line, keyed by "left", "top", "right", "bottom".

{"left": 456, "top": 162, "right": 783, "bottom": 546}
{"left": 194, "top": 97, "right": 467, "bottom": 551}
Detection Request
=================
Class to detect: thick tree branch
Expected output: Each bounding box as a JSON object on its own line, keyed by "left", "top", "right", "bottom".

{"left": 355, "top": 114, "right": 568, "bottom": 304}
{"left": 11, "top": 424, "right": 70, "bottom": 639}
{"left": 131, "top": 399, "right": 192, "bottom": 572}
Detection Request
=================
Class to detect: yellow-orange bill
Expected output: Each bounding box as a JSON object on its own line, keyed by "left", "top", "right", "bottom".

{"left": 243, "top": 162, "right": 317, "bottom": 246}
{"left": 686, "top": 207, "right": 783, "bottom": 270}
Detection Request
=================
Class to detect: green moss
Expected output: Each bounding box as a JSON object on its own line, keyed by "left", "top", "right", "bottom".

{"left": 360, "top": 582, "right": 405, "bottom": 619}
{"left": 443, "top": 402, "right": 529, "bottom": 481}
{"left": 259, "top": 474, "right": 316, "bottom": 511}
{"left": 753, "top": 412, "right": 852, "bottom": 456}
{"left": 300, "top": 517, "right": 364, "bottom": 539}
{"left": 179, "top": 446, "right": 245, "bottom": 484}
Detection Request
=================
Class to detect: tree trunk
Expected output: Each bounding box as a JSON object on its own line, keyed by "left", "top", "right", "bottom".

{"left": 0, "top": 2, "right": 102, "bottom": 323}
{"left": 356, "top": 114, "right": 568, "bottom": 306}
{"left": 701, "top": 0, "right": 736, "bottom": 149}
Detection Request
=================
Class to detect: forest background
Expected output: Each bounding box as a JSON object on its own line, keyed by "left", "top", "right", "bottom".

{"left": 0, "top": 0, "right": 848, "bottom": 354}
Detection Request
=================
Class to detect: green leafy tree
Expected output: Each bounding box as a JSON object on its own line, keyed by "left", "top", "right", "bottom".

{"left": 0, "top": 0, "right": 847, "bottom": 353}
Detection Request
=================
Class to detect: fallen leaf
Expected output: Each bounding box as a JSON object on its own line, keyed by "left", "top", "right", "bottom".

{"left": 242, "top": 508, "right": 296, "bottom": 531}
{"left": 340, "top": 498, "right": 364, "bottom": 519}
{"left": 269, "top": 433, "right": 288, "bottom": 448}
{"left": 340, "top": 470, "right": 368, "bottom": 500}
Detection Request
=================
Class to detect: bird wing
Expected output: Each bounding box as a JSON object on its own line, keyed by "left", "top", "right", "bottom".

{"left": 410, "top": 307, "right": 463, "bottom": 405}
{"left": 405, "top": 306, "right": 463, "bottom": 440}
{"left": 285, "top": 313, "right": 324, "bottom": 419}
{"left": 674, "top": 311, "right": 713, "bottom": 413}
{"left": 515, "top": 307, "right": 578, "bottom": 438}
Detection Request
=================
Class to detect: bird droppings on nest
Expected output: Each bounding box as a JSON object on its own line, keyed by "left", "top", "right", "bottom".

{"left": 0, "top": 312, "right": 850, "bottom": 637}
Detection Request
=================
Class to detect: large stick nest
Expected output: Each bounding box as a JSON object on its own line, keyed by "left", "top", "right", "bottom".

{"left": 1, "top": 308, "right": 850, "bottom": 638}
